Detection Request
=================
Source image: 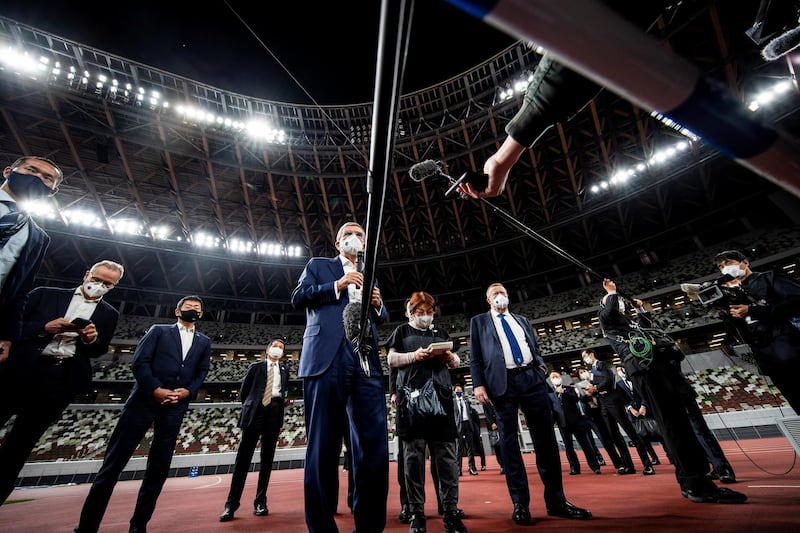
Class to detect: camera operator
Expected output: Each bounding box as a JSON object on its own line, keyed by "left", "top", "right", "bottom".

{"left": 711, "top": 250, "right": 800, "bottom": 411}
{"left": 598, "top": 278, "right": 747, "bottom": 504}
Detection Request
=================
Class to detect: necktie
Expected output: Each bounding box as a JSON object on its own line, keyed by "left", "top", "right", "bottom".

{"left": 0, "top": 202, "right": 27, "bottom": 248}
{"left": 262, "top": 362, "right": 275, "bottom": 406}
{"left": 498, "top": 313, "right": 525, "bottom": 366}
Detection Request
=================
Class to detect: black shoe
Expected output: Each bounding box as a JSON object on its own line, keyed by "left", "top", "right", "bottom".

{"left": 681, "top": 487, "right": 747, "bottom": 504}
{"left": 219, "top": 506, "right": 235, "bottom": 522}
{"left": 254, "top": 503, "right": 269, "bottom": 516}
{"left": 569, "top": 467, "right": 580, "bottom": 475}
{"left": 597, "top": 458, "right": 606, "bottom": 466}
{"left": 499, "top": 467, "right": 505, "bottom": 475}
{"left": 511, "top": 503, "right": 532, "bottom": 525}
{"left": 480, "top": 465, "right": 486, "bottom": 471}
{"left": 592, "top": 468, "right": 602, "bottom": 475}
{"left": 546, "top": 501, "right": 592, "bottom": 520}
{"left": 458, "top": 469, "right": 463, "bottom": 477}
{"left": 439, "top": 507, "right": 465, "bottom": 518}
{"left": 617, "top": 466, "right": 635, "bottom": 475}
{"left": 409, "top": 513, "right": 427, "bottom": 533}
{"left": 443, "top": 510, "right": 468, "bottom": 533}
{"left": 643, "top": 466, "right": 656, "bottom": 476}
{"left": 129, "top": 525, "right": 146, "bottom": 533}
{"left": 399, "top": 504, "right": 412, "bottom": 524}
{"left": 468, "top": 466, "right": 478, "bottom": 475}
{"left": 652, "top": 458, "right": 661, "bottom": 465}
{"left": 712, "top": 466, "right": 737, "bottom": 484}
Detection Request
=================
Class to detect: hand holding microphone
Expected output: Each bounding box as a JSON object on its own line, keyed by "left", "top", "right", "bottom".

{"left": 408, "top": 160, "right": 488, "bottom": 198}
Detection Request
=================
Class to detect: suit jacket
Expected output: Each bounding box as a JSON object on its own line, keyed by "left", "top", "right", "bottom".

{"left": 469, "top": 310, "right": 546, "bottom": 398}
{"left": 548, "top": 385, "right": 585, "bottom": 429}
{"left": 238, "top": 359, "right": 290, "bottom": 429}
{"left": 291, "top": 256, "right": 387, "bottom": 378}
{"left": 129, "top": 323, "right": 211, "bottom": 403}
{"left": 7, "top": 286, "right": 119, "bottom": 395}
{"left": 0, "top": 221, "right": 49, "bottom": 342}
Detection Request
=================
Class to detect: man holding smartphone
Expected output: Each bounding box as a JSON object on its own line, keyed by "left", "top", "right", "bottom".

{"left": 0, "top": 260, "right": 123, "bottom": 504}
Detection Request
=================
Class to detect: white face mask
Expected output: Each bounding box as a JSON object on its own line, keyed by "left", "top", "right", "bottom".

{"left": 82, "top": 281, "right": 110, "bottom": 299}
{"left": 492, "top": 294, "right": 509, "bottom": 309}
{"left": 617, "top": 370, "right": 626, "bottom": 379}
{"left": 721, "top": 264, "right": 746, "bottom": 279}
{"left": 267, "top": 347, "right": 284, "bottom": 359}
{"left": 412, "top": 315, "right": 433, "bottom": 329}
{"left": 582, "top": 357, "right": 592, "bottom": 366}
{"left": 551, "top": 377, "right": 562, "bottom": 386}
{"left": 340, "top": 234, "right": 363, "bottom": 256}
{"left": 580, "top": 373, "right": 591, "bottom": 382}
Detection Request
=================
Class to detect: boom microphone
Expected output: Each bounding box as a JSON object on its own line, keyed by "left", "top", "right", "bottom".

{"left": 409, "top": 159, "right": 489, "bottom": 196}
{"left": 409, "top": 159, "right": 444, "bottom": 182}
{"left": 762, "top": 24, "right": 800, "bottom": 60}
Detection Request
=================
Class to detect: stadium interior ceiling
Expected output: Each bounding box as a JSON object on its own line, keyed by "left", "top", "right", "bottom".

{"left": 0, "top": 0, "right": 799, "bottom": 328}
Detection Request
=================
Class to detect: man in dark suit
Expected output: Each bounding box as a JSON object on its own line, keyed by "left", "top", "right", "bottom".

{"left": 454, "top": 384, "right": 477, "bottom": 476}
{"left": 0, "top": 260, "right": 122, "bottom": 504}
{"left": 581, "top": 349, "right": 655, "bottom": 475}
{"left": 469, "top": 404, "right": 487, "bottom": 471}
{"left": 76, "top": 295, "right": 212, "bottom": 533}
{"left": 482, "top": 402, "right": 504, "bottom": 473}
{"left": 219, "top": 338, "right": 290, "bottom": 522}
{"left": 469, "top": 282, "right": 591, "bottom": 525}
{"left": 0, "top": 155, "right": 63, "bottom": 364}
{"left": 290, "top": 221, "right": 388, "bottom": 533}
{"left": 546, "top": 370, "right": 602, "bottom": 476}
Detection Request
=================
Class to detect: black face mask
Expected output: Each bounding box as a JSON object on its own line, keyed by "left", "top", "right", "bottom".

{"left": 5, "top": 171, "right": 53, "bottom": 200}
{"left": 179, "top": 309, "right": 201, "bottom": 323}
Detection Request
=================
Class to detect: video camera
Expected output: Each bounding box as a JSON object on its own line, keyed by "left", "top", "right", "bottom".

{"left": 694, "top": 276, "right": 750, "bottom": 308}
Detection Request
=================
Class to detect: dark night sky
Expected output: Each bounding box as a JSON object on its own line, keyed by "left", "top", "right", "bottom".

{"left": 1, "top": 1, "right": 517, "bottom": 104}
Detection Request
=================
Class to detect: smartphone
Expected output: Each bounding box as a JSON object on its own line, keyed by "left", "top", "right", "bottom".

{"left": 71, "top": 317, "right": 92, "bottom": 328}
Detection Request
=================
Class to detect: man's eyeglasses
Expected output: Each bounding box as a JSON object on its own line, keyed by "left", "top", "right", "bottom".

{"left": 89, "top": 276, "right": 117, "bottom": 289}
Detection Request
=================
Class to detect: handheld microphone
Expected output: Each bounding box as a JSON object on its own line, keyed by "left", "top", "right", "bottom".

{"left": 409, "top": 160, "right": 444, "bottom": 182}
{"left": 356, "top": 250, "right": 365, "bottom": 274}
{"left": 409, "top": 159, "right": 489, "bottom": 196}
{"left": 444, "top": 171, "right": 489, "bottom": 197}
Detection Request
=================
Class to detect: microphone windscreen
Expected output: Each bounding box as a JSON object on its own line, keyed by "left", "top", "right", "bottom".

{"left": 762, "top": 25, "right": 800, "bottom": 60}
{"left": 343, "top": 301, "right": 362, "bottom": 341}
{"left": 409, "top": 160, "right": 442, "bottom": 182}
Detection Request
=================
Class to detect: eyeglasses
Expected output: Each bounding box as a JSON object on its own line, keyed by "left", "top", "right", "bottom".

{"left": 89, "top": 276, "right": 117, "bottom": 289}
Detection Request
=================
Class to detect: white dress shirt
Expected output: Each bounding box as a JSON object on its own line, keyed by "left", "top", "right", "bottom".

{"left": 177, "top": 322, "right": 195, "bottom": 360}
{"left": 490, "top": 309, "right": 534, "bottom": 369}
{"left": 41, "top": 288, "right": 100, "bottom": 358}
{"left": 266, "top": 359, "right": 282, "bottom": 399}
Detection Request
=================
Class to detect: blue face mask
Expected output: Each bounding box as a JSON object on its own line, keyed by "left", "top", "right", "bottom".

{"left": 6, "top": 171, "right": 53, "bottom": 200}
{"left": 455, "top": 391, "right": 463, "bottom": 397}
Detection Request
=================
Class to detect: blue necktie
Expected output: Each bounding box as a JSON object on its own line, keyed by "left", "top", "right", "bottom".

{"left": 498, "top": 313, "right": 525, "bottom": 366}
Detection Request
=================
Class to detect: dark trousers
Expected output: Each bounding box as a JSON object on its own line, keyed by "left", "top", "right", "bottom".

{"left": 493, "top": 369, "right": 565, "bottom": 509}
{"left": 597, "top": 392, "right": 653, "bottom": 470}
{"left": 457, "top": 422, "right": 475, "bottom": 472}
{"left": 77, "top": 396, "right": 188, "bottom": 532}
{"left": 557, "top": 420, "right": 600, "bottom": 472}
{"left": 586, "top": 407, "right": 619, "bottom": 466}
{"left": 403, "top": 438, "right": 458, "bottom": 514}
{"left": 0, "top": 360, "right": 74, "bottom": 504}
{"left": 225, "top": 401, "right": 283, "bottom": 510}
{"left": 631, "top": 360, "right": 718, "bottom": 494}
{"left": 396, "top": 438, "right": 407, "bottom": 507}
{"left": 472, "top": 428, "right": 486, "bottom": 468}
{"left": 302, "top": 347, "right": 388, "bottom": 533}
{"left": 681, "top": 395, "right": 729, "bottom": 470}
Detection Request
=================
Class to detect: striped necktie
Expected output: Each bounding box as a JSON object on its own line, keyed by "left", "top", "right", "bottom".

{"left": 262, "top": 362, "right": 275, "bottom": 406}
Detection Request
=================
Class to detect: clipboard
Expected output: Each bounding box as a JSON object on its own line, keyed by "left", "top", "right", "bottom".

{"left": 426, "top": 341, "right": 453, "bottom": 356}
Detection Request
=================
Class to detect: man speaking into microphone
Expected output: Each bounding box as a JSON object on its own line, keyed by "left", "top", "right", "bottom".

{"left": 291, "top": 221, "right": 388, "bottom": 533}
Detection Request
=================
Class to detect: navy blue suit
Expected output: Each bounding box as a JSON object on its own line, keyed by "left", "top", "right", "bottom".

{"left": 0, "top": 220, "right": 48, "bottom": 343}
{"left": 0, "top": 286, "right": 118, "bottom": 503}
{"left": 77, "top": 323, "right": 211, "bottom": 532}
{"left": 224, "top": 359, "right": 289, "bottom": 510}
{"left": 469, "top": 310, "right": 567, "bottom": 510}
{"left": 291, "top": 256, "right": 388, "bottom": 533}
